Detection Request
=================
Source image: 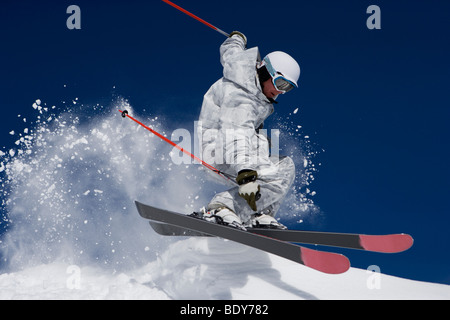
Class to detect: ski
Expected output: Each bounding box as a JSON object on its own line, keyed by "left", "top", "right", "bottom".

{"left": 149, "top": 219, "right": 414, "bottom": 254}
{"left": 135, "top": 201, "right": 350, "bottom": 274}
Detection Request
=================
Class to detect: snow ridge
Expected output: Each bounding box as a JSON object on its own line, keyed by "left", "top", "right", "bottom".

{"left": 0, "top": 238, "right": 448, "bottom": 300}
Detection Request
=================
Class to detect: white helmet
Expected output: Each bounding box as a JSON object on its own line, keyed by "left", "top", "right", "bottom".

{"left": 262, "top": 51, "right": 301, "bottom": 92}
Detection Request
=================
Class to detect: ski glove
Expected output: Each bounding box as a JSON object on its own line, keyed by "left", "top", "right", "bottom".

{"left": 236, "top": 170, "right": 261, "bottom": 212}
{"left": 229, "top": 31, "right": 247, "bottom": 47}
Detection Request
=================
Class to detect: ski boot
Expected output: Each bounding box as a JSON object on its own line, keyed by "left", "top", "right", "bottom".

{"left": 197, "top": 207, "right": 247, "bottom": 231}
{"left": 250, "top": 213, "right": 287, "bottom": 230}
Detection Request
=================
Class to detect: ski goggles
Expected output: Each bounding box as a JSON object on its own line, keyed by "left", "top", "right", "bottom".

{"left": 263, "top": 57, "right": 296, "bottom": 93}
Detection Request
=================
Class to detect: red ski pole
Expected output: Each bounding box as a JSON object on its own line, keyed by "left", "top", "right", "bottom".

{"left": 119, "top": 109, "right": 236, "bottom": 184}
{"left": 161, "top": 0, "right": 230, "bottom": 38}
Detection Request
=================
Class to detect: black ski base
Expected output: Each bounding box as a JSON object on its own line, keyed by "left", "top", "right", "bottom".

{"left": 135, "top": 201, "right": 351, "bottom": 274}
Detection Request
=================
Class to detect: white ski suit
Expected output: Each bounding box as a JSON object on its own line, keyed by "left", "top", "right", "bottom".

{"left": 197, "top": 35, "right": 295, "bottom": 222}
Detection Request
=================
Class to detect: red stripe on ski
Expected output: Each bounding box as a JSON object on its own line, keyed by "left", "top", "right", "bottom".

{"left": 359, "top": 234, "right": 414, "bottom": 253}
{"left": 300, "top": 247, "right": 350, "bottom": 274}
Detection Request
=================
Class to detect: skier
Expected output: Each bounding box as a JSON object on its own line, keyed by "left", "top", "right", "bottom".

{"left": 197, "top": 31, "right": 301, "bottom": 230}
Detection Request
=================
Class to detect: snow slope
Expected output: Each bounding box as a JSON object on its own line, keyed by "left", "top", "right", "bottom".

{"left": 0, "top": 100, "right": 449, "bottom": 300}
{"left": 0, "top": 238, "right": 449, "bottom": 300}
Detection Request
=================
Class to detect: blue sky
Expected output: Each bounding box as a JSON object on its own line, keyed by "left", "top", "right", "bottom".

{"left": 1, "top": 0, "right": 449, "bottom": 285}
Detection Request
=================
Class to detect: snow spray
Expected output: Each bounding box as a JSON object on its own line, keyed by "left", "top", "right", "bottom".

{"left": 0, "top": 98, "right": 319, "bottom": 272}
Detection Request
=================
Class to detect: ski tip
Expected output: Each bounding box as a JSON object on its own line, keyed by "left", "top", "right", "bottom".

{"left": 359, "top": 233, "right": 414, "bottom": 253}
{"left": 135, "top": 201, "right": 148, "bottom": 219}
{"left": 300, "top": 247, "right": 350, "bottom": 275}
